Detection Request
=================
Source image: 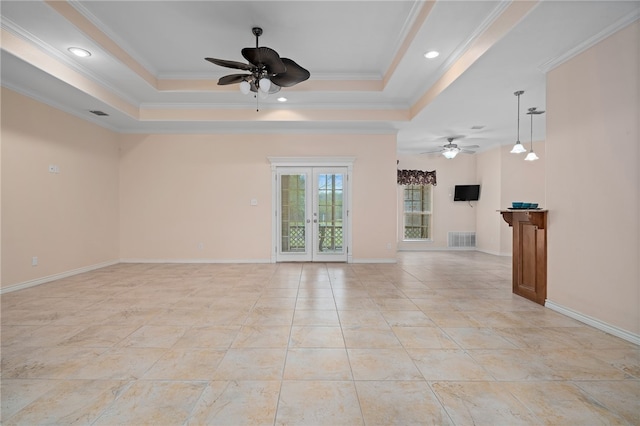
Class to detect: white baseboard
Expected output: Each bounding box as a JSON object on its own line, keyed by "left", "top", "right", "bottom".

{"left": 351, "top": 258, "right": 397, "bottom": 264}
{"left": 0, "top": 260, "right": 120, "bottom": 294}
{"left": 398, "top": 247, "right": 476, "bottom": 252}
{"left": 476, "top": 248, "right": 512, "bottom": 257}
{"left": 119, "top": 258, "right": 272, "bottom": 264}
{"left": 545, "top": 300, "right": 640, "bottom": 346}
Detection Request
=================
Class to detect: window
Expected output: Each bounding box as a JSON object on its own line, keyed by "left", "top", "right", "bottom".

{"left": 403, "top": 185, "right": 432, "bottom": 240}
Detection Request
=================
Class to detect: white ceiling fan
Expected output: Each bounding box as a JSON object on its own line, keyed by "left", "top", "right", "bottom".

{"left": 421, "top": 137, "right": 480, "bottom": 159}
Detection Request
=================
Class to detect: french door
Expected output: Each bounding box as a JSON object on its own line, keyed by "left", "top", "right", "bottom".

{"left": 276, "top": 167, "right": 348, "bottom": 262}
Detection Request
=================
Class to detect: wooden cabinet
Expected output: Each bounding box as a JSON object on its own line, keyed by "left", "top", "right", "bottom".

{"left": 500, "top": 210, "right": 548, "bottom": 305}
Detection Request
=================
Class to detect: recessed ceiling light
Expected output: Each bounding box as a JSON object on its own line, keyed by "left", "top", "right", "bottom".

{"left": 424, "top": 50, "right": 439, "bottom": 59}
{"left": 277, "top": 97, "right": 287, "bottom": 102}
{"left": 68, "top": 47, "right": 91, "bottom": 57}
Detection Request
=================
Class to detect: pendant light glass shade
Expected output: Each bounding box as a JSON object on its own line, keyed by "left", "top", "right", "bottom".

{"left": 259, "top": 78, "right": 271, "bottom": 93}
{"left": 524, "top": 151, "right": 539, "bottom": 161}
{"left": 511, "top": 143, "right": 527, "bottom": 154}
{"left": 239, "top": 80, "right": 251, "bottom": 95}
{"left": 511, "top": 90, "right": 526, "bottom": 154}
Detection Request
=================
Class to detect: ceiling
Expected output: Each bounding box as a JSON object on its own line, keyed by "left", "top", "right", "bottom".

{"left": 1, "top": 1, "right": 638, "bottom": 155}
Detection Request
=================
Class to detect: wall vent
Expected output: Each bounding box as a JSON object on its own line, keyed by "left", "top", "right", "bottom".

{"left": 448, "top": 232, "right": 476, "bottom": 248}
{"left": 89, "top": 110, "right": 109, "bottom": 116}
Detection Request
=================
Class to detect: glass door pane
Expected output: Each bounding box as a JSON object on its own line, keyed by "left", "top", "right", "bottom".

{"left": 313, "top": 169, "right": 347, "bottom": 261}
{"left": 275, "top": 167, "right": 348, "bottom": 263}
{"left": 277, "top": 170, "right": 312, "bottom": 261}
{"left": 280, "top": 174, "right": 306, "bottom": 253}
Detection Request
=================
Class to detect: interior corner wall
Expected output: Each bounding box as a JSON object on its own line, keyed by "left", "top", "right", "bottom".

{"left": 546, "top": 21, "right": 639, "bottom": 335}
{"left": 499, "top": 142, "right": 546, "bottom": 254}
{"left": 475, "top": 147, "right": 502, "bottom": 255}
{"left": 396, "top": 153, "right": 477, "bottom": 250}
{"left": 118, "top": 133, "right": 398, "bottom": 262}
{"left": 1, "top": 88, "right": 120, "bottom": 289}
{"left": 475, "top": 143, "right": 546, "bottom": 256}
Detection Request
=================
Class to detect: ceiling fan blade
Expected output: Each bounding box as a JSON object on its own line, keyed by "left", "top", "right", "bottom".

{"left": 460, "top": 145, "right": 480, "bottom": 149}
{"left": 460, "top": 149, "right": 477, "bottom": 154}
{"left": 241, "top": 47, "right": 286, "bottom": 74}
{"left": 270, "top": 58, "right": 310, "bottom": 87}
{"left": 205, "top": 57, "right": 253, "bottom": 71}
{"left": 420, "top": 149, "right": 444, "bottom": 154}
{"left": 218, "top": 74, "right": 250, "bottom": 85}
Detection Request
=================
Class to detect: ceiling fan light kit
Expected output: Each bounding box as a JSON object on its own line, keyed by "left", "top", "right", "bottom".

{"left": 421, "top": 137, "right": 479, "bottom": 159}
{"left": 205, "top": 27, "right": 310, "bottom": 110}
{"left": 442, "top": 149, "right": 458, "bottom": 159}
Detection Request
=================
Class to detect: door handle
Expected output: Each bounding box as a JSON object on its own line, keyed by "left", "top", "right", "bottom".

{"left": 307, "top": 219, "right": 311, "bottom": 223}
{"left": 313, "top": 219, "right": 318, "bottom": 223}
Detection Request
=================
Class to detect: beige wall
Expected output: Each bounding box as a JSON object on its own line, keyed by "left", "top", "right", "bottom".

{"left": 546, "top": 22, "right": 639, "bottom": 334}
{"left": 119, "top": 133, "right": 398, "bottom": 262}
{"left": 499, "top": 143, "right": 547, "bottom": 254}
{"left": 399, "top": 141, "right": 546, "bottom": 255}
{"left": 1, "top": 88, "right": 120, "bottom": 289}
{"left": 475, "top": 147, "right": 502, "bottom": 255}
{"left": 396, "top": 153, "right": 477, "bottom": 250}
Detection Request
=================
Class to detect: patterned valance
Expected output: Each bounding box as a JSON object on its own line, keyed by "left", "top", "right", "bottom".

{"left": 397, "top": 169, "right": 437, "bottom": 186}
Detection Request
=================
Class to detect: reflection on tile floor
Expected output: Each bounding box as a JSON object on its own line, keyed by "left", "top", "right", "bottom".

{"left": 1, "top": 251, "right": 639, "bottom": 425}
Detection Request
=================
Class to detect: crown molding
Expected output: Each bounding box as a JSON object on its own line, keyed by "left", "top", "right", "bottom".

{"left": 119, "top": 123, "right": 399, "bottom": 136}
{"left": 139, "top": 100, "right": 409, "bottom": 111}
{"left": 67, "top": 0, "right": 159, "bottom": 76}
{"left": 1, "top": 17, "right": 141, "bottom": 107}
{"left": 409, "top": 0, "right": 516, "bottom": 106}
{"left": 2, "top": 81, "right": 121, "bottom": 133}
{"left": 538, "top": 10, "right": 640, "bottom": 74}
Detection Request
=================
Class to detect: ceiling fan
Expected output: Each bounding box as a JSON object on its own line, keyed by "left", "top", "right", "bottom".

{"left": 422, "top": 137, "right": 479, "bottom": 159}
{"left": 205, "top": 27, "right": 310, "bottom": 98}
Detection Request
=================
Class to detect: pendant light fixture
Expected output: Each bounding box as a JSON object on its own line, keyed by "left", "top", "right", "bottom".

{"left": 510, "top": 90, "right": 527, "bottom": 154}
{"left": 525, "top": 107, "right": 545, "bottom": 161}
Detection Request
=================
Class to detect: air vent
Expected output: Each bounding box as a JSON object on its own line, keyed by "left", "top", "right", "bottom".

{"left": 471, "top": 125, "right": 485, "bottom": 130}
{"left": 448, "top": 232, "right": 476, "bottom": 248}
{"left": 89, "top": 110, "right": 109, "bottom": 116}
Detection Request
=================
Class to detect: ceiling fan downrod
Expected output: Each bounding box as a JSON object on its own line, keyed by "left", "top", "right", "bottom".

{"left": 252, "top": 27, "right": 262, "bottom": 48}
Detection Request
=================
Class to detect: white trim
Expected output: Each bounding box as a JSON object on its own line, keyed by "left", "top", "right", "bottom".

{"left": 67, "top": 1, "right": 160, "bottom": 77}
{"left": 268, "top": 157, "right": 357, "bottom": 167}
{"left": 398, "top": 246, "right": 477, "bottom": 252}
{"left": 269, "top": 157, "right": 355, "bottom": 264}
{"left": 545, "top": 300, "right": 640, "bottom": 346}
{"left": 1, "top": 81, "right": 121, "bottom": 133}
{"left": 0, "top": 260, "right": 119, "bottom": 294}
{"left": 352, "top": 258, "right": 397, "bottom": 264}
{"left": 1, "top": 17, "right": 141, "bottom": 107}
{"left": 119, "top": 258, "right": 272, "bottom": 264}
{"left": 476, "top": 248, "right": 512, "bottom": 257}
{"left": 408, "top": 0, "right": 517, "bottom": 105}
{"left": 538, "top": 11, "right": 640, "bottom": 74}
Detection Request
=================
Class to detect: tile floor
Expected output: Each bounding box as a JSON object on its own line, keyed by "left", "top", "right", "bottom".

{"left": 1, "top": 251, "right": 638, "bottom": 425}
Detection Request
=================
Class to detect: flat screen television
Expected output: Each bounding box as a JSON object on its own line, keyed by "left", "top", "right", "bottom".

{"left": 454, "top": 184, "right": 480, "bottom": 201}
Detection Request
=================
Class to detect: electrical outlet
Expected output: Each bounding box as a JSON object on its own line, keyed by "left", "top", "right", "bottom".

{"left": 32, "top": 256, "right": 38, "bottom": 266}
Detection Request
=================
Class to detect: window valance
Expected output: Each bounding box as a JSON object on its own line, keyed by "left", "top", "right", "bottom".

{"left": 397, "top": 169, "right": 437, "bottom": 186}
